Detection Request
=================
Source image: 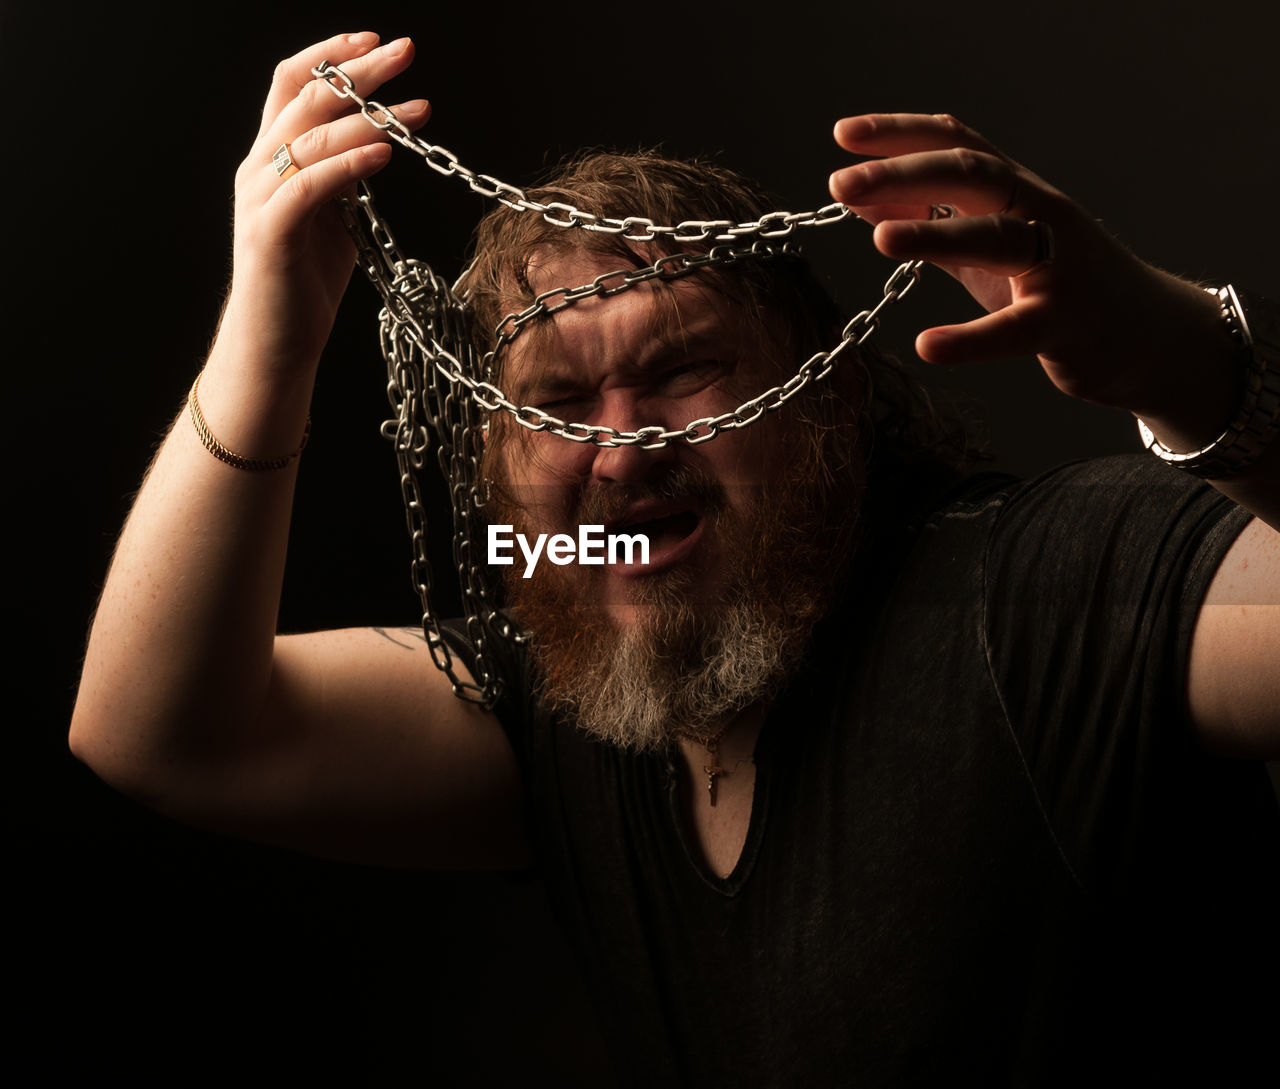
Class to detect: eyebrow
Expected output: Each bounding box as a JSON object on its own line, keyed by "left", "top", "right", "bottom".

{"left": 511, "top": 313, "right": 739, "bottom": 405}
{"left": 638, "top": 322, "right": 734, "bottom": 369}
{"left": 520, "top": 372, "right": 584, "bottom": 405}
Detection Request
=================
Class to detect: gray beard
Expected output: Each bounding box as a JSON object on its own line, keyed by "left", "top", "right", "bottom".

{"left": 484, "top": 375, "right": 867, "bottom": 748}
{"left": 547, "top": 582, "right": 811, "bottom": 753}
{"left": 495, "top": 471, "right": 847, "bottom": 753}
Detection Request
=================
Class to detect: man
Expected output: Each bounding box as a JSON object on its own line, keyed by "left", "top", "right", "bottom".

{"left": 71, "top": 32, "right": 1279, "bottom": 1084}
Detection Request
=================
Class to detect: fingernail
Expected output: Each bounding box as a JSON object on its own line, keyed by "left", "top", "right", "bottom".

{"left": 385, "top": 36, "right": 412, "bottom": 53}
{"left": 347, "top": 31, "right": 379, "bottom": 46}
{"left": 831, "top": 167, "right": 867, "bottom": 196}
{"left": 838, "top": 117, "right": 874, "bottom": 142}
{"left": 874, "top": 220, "right": 918, "bottom": 254}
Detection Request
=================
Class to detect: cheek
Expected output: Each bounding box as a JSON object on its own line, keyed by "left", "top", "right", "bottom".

{"left": 489, "top": 428, "right": 587, "bottom": 502}
{"left": 532, "top": 434, "right": 596, "bottom": 483}
{"left": 703, "top": 423, "right": 785, "bottom": 489}
{"left": 493, "top": 473, "right": 584, "bottom": 542}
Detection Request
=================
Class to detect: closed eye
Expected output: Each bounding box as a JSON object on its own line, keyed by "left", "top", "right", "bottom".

{"left": 534, "top": 391, "right": 594, "bottom": 415}
{"left": 529, "top": 361, "right": 730, "bottom": 414}
{"left": 659, "top": 359, "right": 729, "bottom": 395}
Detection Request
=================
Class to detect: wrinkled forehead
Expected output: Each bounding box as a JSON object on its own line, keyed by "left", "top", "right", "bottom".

{"left": 523, "top": 246, "right": 629, "bottom": 297}
{"left": 499, "top": 245, "right": 746, "bottom": 391}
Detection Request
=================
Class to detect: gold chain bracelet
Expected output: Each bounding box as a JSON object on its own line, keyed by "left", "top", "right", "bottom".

{"left": 188, "top": 372, "right": 311, "bottom": 471}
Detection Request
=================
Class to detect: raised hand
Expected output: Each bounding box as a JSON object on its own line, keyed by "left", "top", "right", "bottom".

{"left": 828, "top": 113, "right": 1233, "bottom": 436}
{"left": 220, "top": 32, "right": 428, "bottom": 376}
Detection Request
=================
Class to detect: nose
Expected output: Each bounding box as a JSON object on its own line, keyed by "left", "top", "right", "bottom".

{"left": 589, "top": 391, "right": 680, "bottom": 485}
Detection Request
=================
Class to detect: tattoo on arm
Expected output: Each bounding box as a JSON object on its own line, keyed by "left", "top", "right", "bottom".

{"left": 372, "top": 626, "right": 428, "bottom": 651}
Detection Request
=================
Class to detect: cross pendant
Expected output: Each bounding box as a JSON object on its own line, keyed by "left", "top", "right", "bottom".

{"left": 704, "top": 763, "right": 727, "bottom": 806}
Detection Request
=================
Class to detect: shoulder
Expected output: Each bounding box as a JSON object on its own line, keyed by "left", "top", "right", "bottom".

{"left": 438, "top": 616, "right": 542, "bottom": 771}
{"left": 983, "top": 453, "right": 1250, "bottom": 581}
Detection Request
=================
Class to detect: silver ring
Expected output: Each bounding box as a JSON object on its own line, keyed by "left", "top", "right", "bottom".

{"left": 1014, "top": 219, "right": 1055, "bottom": 278}
{"left": 272, "top": 143, "right": 300, "bottom": 180}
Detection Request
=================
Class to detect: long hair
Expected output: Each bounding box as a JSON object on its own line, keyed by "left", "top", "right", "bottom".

{"left": 459, "top": 150, "right": 974, "bottom": 494}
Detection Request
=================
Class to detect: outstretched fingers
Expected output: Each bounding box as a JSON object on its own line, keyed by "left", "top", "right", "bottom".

{"left": 288, "top": 98, "right": 429, "bottom": 172}
{"left": 257, "top": 32, "right": 381, "bottom": 139}
{"left": 829, "top": 110, "right": 1195, "bottom": 400}
{"left": 240, "top": 35, "right": 429, "bottom": 239}
{"left": 260, "top": 36, "right": 417, "bottom": 157}
{"left": 264, "top": 143, "right": 393, "bottom": 234}
{"left": 916, "top": 302, "right": 1051, "bottom": 366}
{"left": 241, "top": 95, "right": 429, "bottom": 237}
{"left": 844, "top": 202, "right": 936, "bottom": 227}
{"left": 873, "top": 214, "right": 1051, "bottom": 277}
{"left": 833, "top": 113, "right": 1003, "bottom": 158}
{"left": 830, "top": 112, "right": 1070, "bottom": 232}
{"left": 831, "top": 148, "right": 1028, "bottom": 217}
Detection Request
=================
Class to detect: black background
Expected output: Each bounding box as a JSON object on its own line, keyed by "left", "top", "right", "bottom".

{"left": 11, "top": 0, "right": 1278, "bottom": 1081}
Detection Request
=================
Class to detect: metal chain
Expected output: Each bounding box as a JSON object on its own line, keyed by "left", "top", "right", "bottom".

{"left": 312, "top": 61, "right": 853, "bottom": 244}
{"left": 469, "top": 246, "right": 926, "bottom": 448}
{"left": 314, "top": 57, "right": 940, "bottom": 450}
{"left": 315, "top": 59, "right": 940, "bottom": 704}
{"left": 338, "top": 186, "right": 521, "bottom": 705}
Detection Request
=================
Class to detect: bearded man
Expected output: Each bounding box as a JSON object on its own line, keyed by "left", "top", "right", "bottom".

{"left": 70, "top": 32, "right": 1279, "bottom": 1086}
{"left": 470, "top": 153, "right": 876, "bottom": 754}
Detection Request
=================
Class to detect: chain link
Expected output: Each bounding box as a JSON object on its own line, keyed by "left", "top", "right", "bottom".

{"left": 314, "top": 60, "right": 941, "bottom": 704}
{"left": 339, "top": 189, "right": 521, "bottom": 706}
{"left": 312, "top": 60, "right": 854, "bottom": 243}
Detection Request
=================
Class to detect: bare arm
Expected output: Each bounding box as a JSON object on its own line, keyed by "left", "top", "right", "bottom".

{"left": 70, "top": 34, "right": 528, "bottom": 868}
{"left": 1189, "top": 516, "right": 1280, "bottom": 758}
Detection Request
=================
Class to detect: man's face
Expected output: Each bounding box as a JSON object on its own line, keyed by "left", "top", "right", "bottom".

{"left": 491, "top": 250, "right": 792, "bottom": 620}
{"left": 484, "top": 248, "right": 861, "bottom": 749}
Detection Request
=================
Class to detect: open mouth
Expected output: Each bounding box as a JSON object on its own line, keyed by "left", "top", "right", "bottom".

{"left": 617, "top": 509, "right": 701, "bottom": 552}
{"left": 600, "top": 505, "right": 707, "bottom": 577}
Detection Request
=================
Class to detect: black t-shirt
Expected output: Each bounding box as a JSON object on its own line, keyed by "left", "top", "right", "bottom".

{"left": 460, "top": 455, "right": 1279, "bottom": 1087}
